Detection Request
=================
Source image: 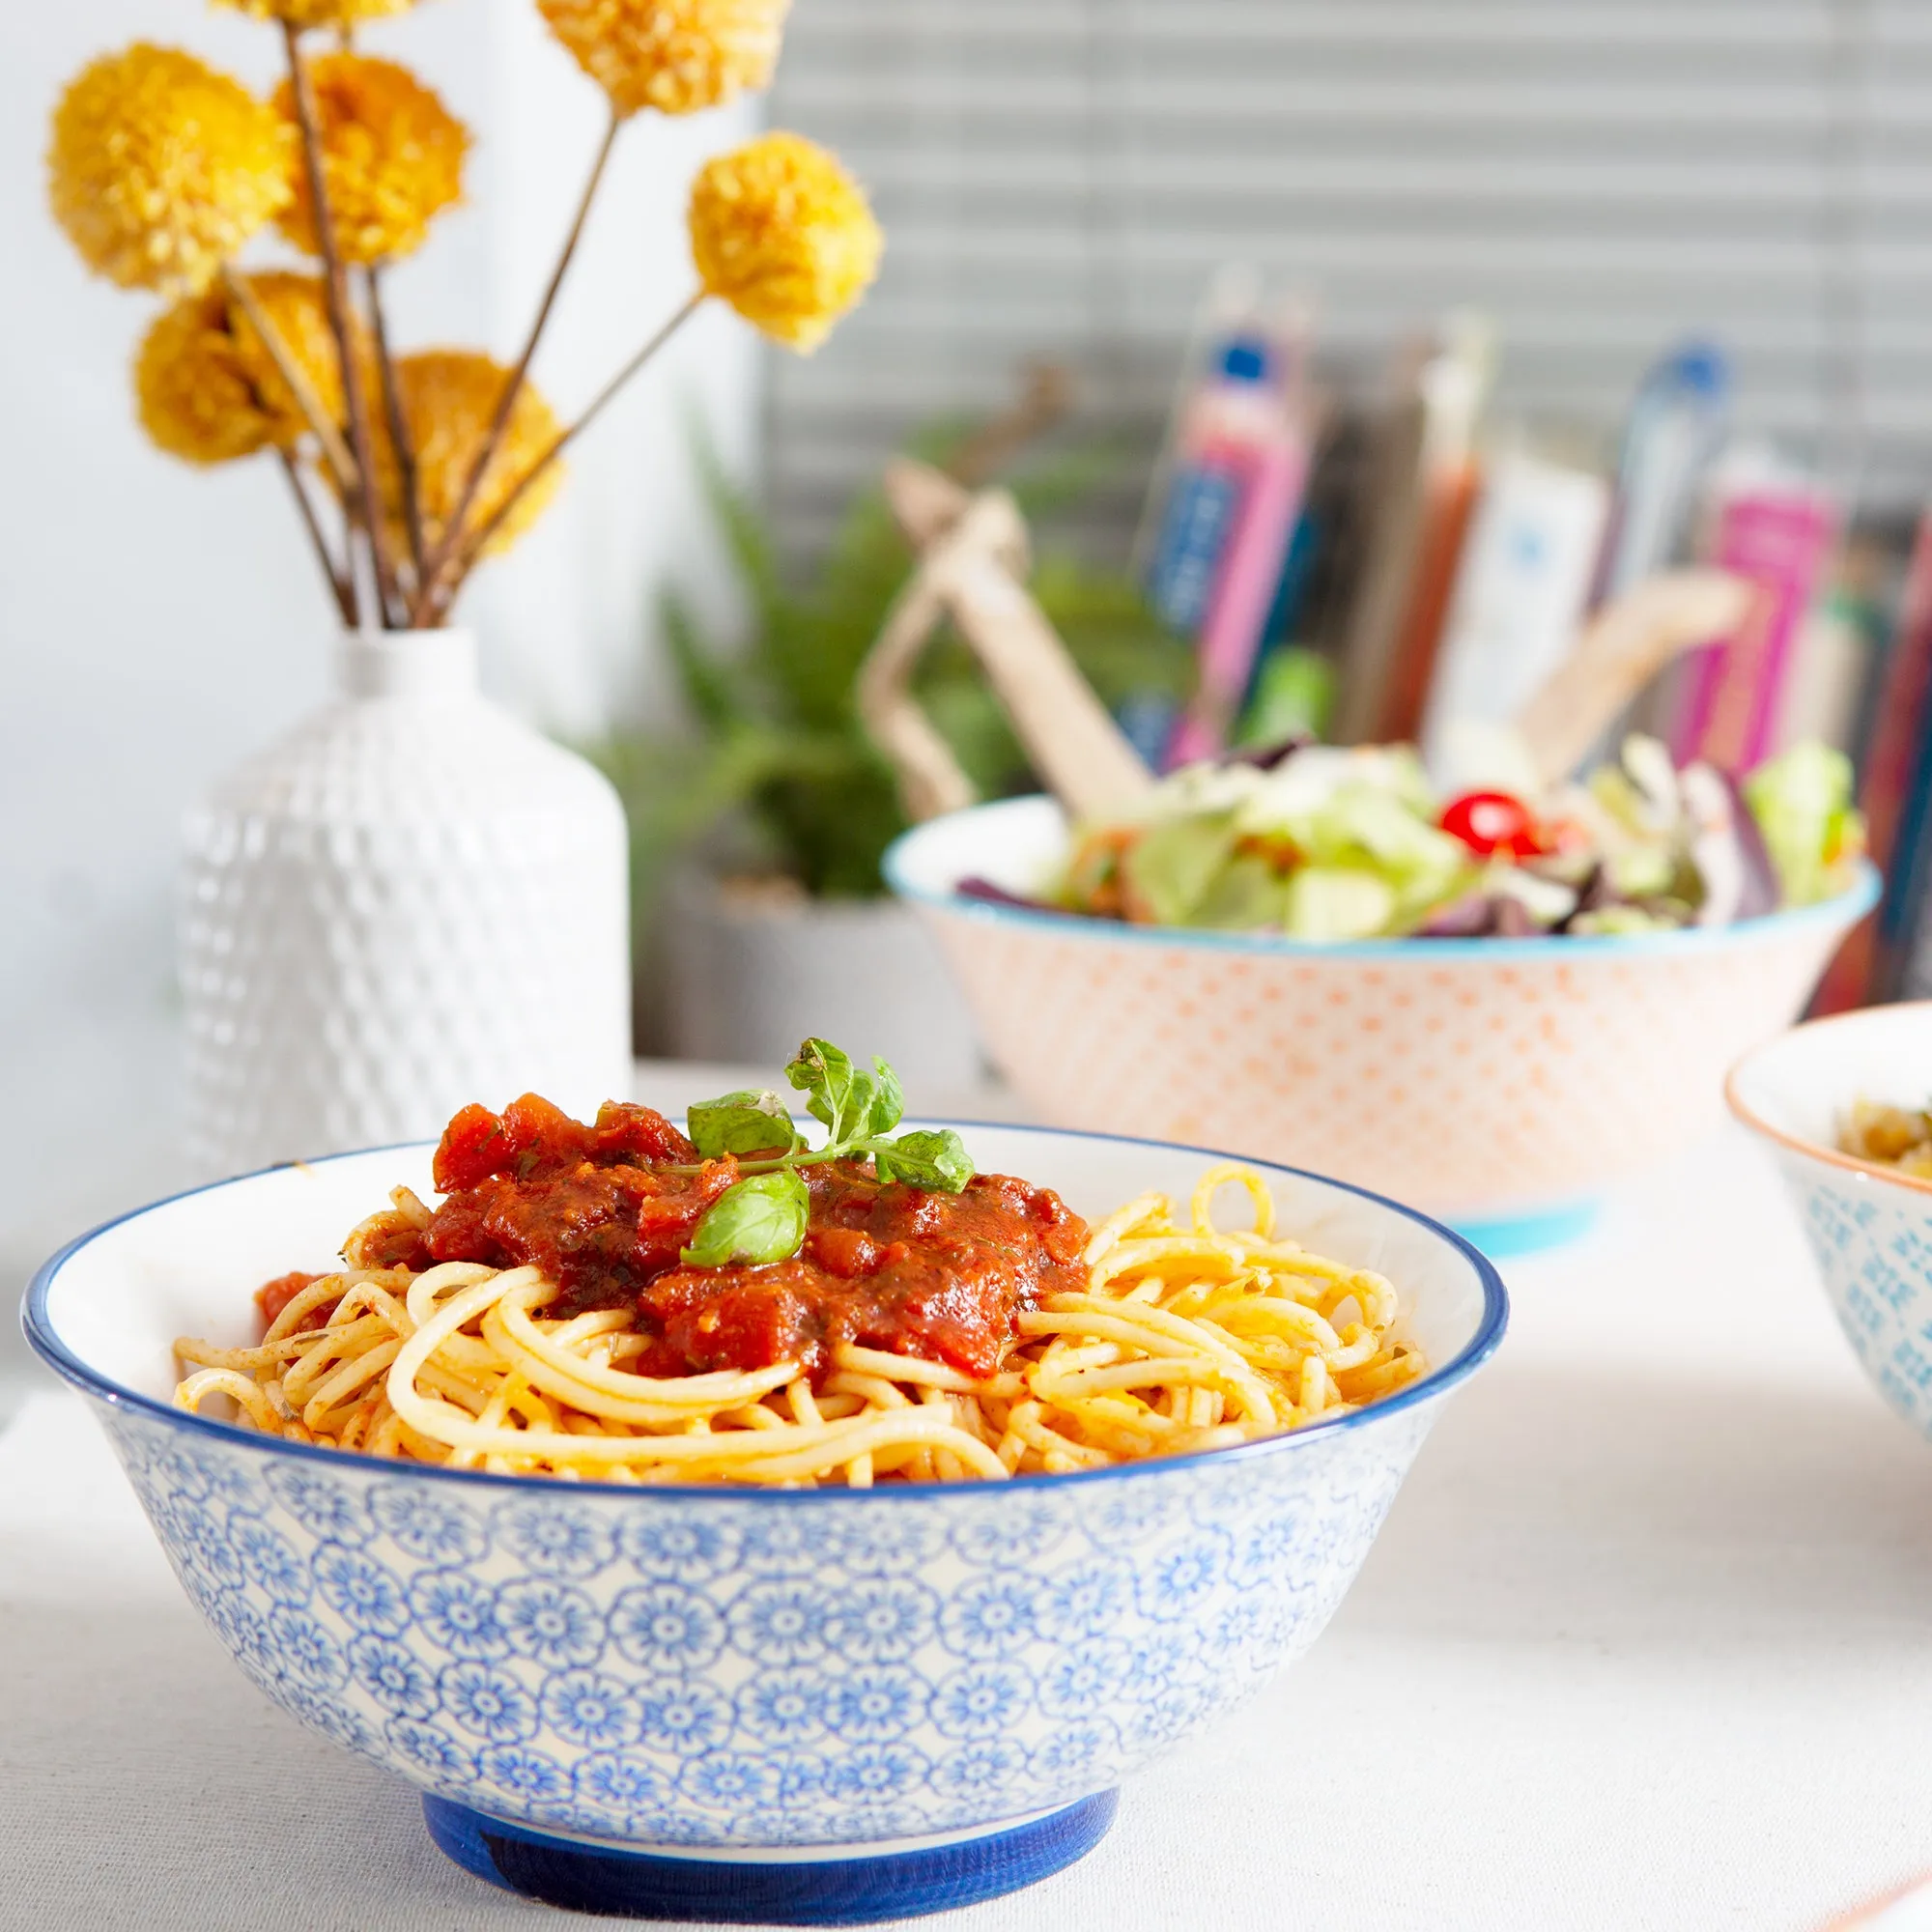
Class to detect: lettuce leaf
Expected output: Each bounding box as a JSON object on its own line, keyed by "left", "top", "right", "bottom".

{"left": 1744, "top": 744, "right": 1863, "bottom": 907}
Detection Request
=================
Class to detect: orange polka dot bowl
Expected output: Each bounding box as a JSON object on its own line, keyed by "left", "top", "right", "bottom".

{"left": 886, "top": 796, "right": 1879, "bottom": 1255}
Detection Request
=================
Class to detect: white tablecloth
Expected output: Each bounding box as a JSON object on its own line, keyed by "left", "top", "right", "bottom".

{"left": 7, "top": 1086, "right": 1932, "bottom": 1931}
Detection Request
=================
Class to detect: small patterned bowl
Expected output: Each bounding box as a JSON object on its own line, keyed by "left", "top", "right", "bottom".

{"left": 1727, "top": 1004, "right": 1932, "bottom": 1441}
{"left": 24, "top": 1122, "right": 1503, "bottom": 1925}
{"left": 886, "top": 797, "right": 1879, "bottom": 1254}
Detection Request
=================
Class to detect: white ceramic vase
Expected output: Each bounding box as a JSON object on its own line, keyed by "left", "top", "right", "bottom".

{"left": 181, "top": 630, "right": 632, "bottom": 1174}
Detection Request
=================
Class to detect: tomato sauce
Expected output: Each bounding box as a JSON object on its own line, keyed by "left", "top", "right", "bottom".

{"left": 256, "top": 1270, "right": 321, "bottom": 1328}
{"left": 335, "top": 1093, "right": 1090, "bottom": 1381}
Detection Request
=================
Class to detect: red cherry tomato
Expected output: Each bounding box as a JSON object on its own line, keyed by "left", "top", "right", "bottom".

{"left": 1438, "top": 790, "right": 1547, "bottom": 859}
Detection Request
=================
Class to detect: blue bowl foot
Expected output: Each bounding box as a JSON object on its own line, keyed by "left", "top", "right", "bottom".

{"left": 1450, "top": 1197, "right": 1599, "bottom": 1258}
{"left": 423, "top": 1790, "right": 1119, "bottom": 1924}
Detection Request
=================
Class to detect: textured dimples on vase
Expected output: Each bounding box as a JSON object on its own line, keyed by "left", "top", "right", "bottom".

{"left": 181, "top": 633, "right": 631, "bottom": 1174}
{"left": 99, "top": 1398, "right": 1426, "bottom": 1852}
{"left": 887, "top": 797, "right": 1876, "bottom": 1224}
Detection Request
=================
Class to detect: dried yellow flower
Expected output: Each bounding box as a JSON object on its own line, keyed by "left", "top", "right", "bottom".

{"left": 134, "top": 273, "right": 352, "bottom": 466}
{"left": 537, "top": 0, "right": 790, "bottom": 118}
{"left": 688, "top": 131, "right": 881, "bottom": 352}
{"left": 274, "top": 53, "right": 469, "bottom": 266}
{"left": 382, "top": 352, "right": 564, "bottom": 558}
{"left": 47, "top": 44, "right": 291, "bottom": 298}
{"left": 213, "top": 0, "right": 419, "bottom": 23}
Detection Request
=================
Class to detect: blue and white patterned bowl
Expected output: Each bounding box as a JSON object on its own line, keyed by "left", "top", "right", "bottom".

{"left": 24, "top": 1122, "right": 1506, "bottom": 1923}
{"left": 1729, "top": 1006, "right": 1932, "bottom": 1443}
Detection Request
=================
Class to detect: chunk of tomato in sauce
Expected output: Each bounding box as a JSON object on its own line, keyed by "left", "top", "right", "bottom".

{"left": 254, "top": 1269, "right": 333, "bottom": 1340}
{"left": 397, "top": 1094, "right": 1092, "bottom": 1383}
{"left": 425, "top": 1094, "right": 735, "bottom": 1311}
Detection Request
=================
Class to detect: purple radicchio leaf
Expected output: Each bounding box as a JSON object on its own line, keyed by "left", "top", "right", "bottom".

{"left": 955, "top": 876, "right": 1071, "bottom": 915}
{"left": 1413, "top": 891, "right": 1539, "bottom": 939}
{"left": 1224, "top": 734, "right": 1314, "bottom": 773}
{"left": 1716, "top": 770, "right": 1781, "bottom": 921}
{"left": 1553, "top": 863, "right": 1614, "bottom": 933}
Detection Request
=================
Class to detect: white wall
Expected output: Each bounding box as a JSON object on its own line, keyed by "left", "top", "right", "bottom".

{"left": 0, "top": 1, "right": 759, "bottom": 1319}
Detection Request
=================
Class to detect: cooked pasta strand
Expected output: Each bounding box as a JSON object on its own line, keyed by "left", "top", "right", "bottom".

{"left": 173, "top": 1172, "right": 1422, "bottom": 1485}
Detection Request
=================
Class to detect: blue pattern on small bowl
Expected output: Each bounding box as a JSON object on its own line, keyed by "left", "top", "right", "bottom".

{"left": 1776, "top": 1155, "right": 1932, "bottom": 1435}
{"left": 24, "top": 1122, "right": 1505, "bottom": 1866}
{"left": 1730, "top": 1003, "right": 1932, "bottom": 1442}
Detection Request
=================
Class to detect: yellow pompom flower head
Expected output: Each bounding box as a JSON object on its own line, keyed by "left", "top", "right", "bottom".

{"left": 538, "top": 0, "right": 791, "bottom": 119}
{"left": 384, "top": 352, "right": 564, "bottom": 559}
{"left": 46, "top": 44, "right": 291, "bottom": 298}
{"left": 274, "top": 54, "right": 469, "bottom": 266}
{"left": 689, "top": 131, "right": 882, "bottom": 352}
{"left": 213, "top": 0, "right": 420, "bottom": 24}
{"left": 135, "top": 272, "right": 354, "bottom": 466}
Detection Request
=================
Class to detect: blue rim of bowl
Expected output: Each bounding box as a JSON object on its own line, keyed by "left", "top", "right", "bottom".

{"left": 20, "top": 1119, "right": 1509, "bottom": 1502}
{"left": 881, "top": 797, "right": 1881, "bottom": 962}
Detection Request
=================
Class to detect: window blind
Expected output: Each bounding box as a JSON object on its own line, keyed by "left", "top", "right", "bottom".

{"left": 765, "top": 0, "right": 1932, "bottom": 556}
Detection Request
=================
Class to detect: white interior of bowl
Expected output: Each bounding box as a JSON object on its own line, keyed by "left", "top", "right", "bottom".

{"left": 35, "top": 1124, "right": 1495, "bottom": 1421}
{"left": 1729, "top": 1004, "right": 1932, "bottom": 1151}
{"left": 888, "top": 796, "right": 1068, "bottom": 901}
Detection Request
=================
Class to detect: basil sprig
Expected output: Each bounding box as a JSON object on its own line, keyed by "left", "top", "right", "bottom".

{"left": 678, "top": 1170, "right": 810, "bottom": 1268}
{"left": 677, "top": 1038, "right": 974, "bottom": 1268}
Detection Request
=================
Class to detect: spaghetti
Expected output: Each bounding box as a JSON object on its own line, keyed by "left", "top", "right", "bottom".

{"left": 174, "top": 1162, "right": 1424, "bottom": 1486}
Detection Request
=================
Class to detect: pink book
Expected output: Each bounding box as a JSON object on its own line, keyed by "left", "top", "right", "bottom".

{"left": 1164, "top": 437, "right": 1310, "bottom": 767}
{"left": 1668, "top": 486, "right": 1835, "bottom": 773}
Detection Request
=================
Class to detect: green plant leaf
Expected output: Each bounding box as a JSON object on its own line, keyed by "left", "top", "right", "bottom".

{"left": 662, "top": 591, "right": 747, "bottom": 733}
{"left": 679, "top": 1170, "right": 810, "bottom": 1267}
{"left": 687, "top": 1090, "right": 800, "bottom": 1160}
{"left": 863, "top": 1057, "right": 904, "bottom": 1138}
{"left": 870, "top": 1128, "right": 974, "bottom": 1193}
{"left": 785, "top": 1037, "right": 871, "bottom": 1143}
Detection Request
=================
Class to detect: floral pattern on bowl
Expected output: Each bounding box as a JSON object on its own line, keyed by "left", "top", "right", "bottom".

{"left": 24, "top": 1124, "right": 1503, "bottom": 1865}
{"left": 98, "top": 1398, "right": 1432, "bottom": 1848}
{"left": 1729, "top": 1001, "right": 1932, "bottom": 1442}
{"left": 887, "top": 796, "right": 1879, "bottom": 1234}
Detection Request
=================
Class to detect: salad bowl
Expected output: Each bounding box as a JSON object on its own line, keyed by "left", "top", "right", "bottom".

{"left": 23, "top": 1121, "right": 1504, "bottom": 1924}
{"left": 887, "top": 797, "right": 1877, "bottom": 1253}
{"left": 1728, "top": 1004, "right": 1932, "bottom": 1443}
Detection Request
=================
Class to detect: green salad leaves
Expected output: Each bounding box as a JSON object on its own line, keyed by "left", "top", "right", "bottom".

{"left": 677, "top": 1039, "right": 974, "bottom": 1268}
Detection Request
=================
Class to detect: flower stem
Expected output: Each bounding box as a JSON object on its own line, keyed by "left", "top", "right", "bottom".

{"left": 409, "top": 104, "right": 624, "bottom": 626}
{"left": 275, "top": 447, "right": 356, "bottom": 625}
{"left": 282, "top": 19, "right": 401, "bottom": 629}
{"left": 364, "top": 266, "right": 424, "bottom": 592}
{"left": 220, "top": 264, "right": 355, "bottom": 496}
{"left": 422, "top": 289, "right": 706, "bottom": 622}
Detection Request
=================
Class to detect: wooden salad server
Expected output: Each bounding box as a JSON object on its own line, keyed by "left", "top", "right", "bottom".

{"left": 1513, "top": 567, "right": 1756, "bottom": 787}
{"left": 858, "top": 458, "right": 1154, "bottom": 824}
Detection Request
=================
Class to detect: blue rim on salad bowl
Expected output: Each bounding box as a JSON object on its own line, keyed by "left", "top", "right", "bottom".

{"left": 885, "top": 796, "right": 1879, "bottom": 1256}
{"left": 23, "top": 1119, "right": 1505, "bottom": 1924}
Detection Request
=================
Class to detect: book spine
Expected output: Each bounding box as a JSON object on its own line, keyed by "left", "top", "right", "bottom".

{"left": 1667, "top": 490, "right": 1835, "bottom": 772}
{"left": 1378, "top": 456, "right": 1483, "bottom": 744}
{"left": 1165, "top": 436, "right": 1311, "bottom": 766}
{"left": 1826, "top": 511, "right": 1932, "bottom": 1007}
{"left": 1147, "top": 459, "right": 1244, "bottom": 636}
{"left": 1416, "top": 453, "right": 1608, "bottom": 781}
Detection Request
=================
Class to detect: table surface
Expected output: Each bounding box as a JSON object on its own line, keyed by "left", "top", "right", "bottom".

{"left": 7, "top": 1067, "right": 1932, "bottom": 1932}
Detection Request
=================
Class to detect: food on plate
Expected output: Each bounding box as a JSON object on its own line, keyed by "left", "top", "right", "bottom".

{"left": 173, "top": 1039, "right": 1423, "bottom": 1484}
{"left": 1838, "top": 1100, "right": 1932, "bottom": 1178}
{"left": 1034, "top": 735, "right": 1864, "bottom": 942}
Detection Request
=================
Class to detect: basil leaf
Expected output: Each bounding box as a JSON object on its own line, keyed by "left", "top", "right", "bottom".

{"left": 786, "top": 1037, "right": 876, "bottom": 1146}
{"left": 869, "top": 1128, "right": 974, "bottom": 1194}
{"left": 687, "top": 1090, "right": 799, "bottom": 1160}
{"left": 679, "top": 1171, "right": 810, "bottom": 1268}
{"left": 863, "top": 1056, "right": 904, "bottom": 1138}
